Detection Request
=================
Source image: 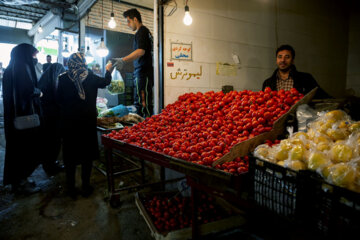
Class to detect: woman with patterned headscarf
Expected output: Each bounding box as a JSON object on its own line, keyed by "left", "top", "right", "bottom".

{"left": 57, "top": 52, "right": 113, "bottom": 199}
{"left": 2, "top": 43, "right": 42, "bottom": 193}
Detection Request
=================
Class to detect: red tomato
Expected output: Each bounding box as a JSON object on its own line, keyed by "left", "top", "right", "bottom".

{"left": 107, "top": 89, "right": 303, "bottom": 168}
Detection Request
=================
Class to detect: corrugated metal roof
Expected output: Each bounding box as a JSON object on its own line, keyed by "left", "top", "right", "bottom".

{"left": 0, "top": 0, "right": 77, "bottom": 24}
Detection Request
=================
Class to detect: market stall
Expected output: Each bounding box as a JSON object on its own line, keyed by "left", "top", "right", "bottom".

{"left": 100, "top": 87, "right": 319, "bottom": 238}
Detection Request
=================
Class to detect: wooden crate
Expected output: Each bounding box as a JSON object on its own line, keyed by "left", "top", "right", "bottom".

{"left": 135, "top": 191, "right": 246, "bottom": 240}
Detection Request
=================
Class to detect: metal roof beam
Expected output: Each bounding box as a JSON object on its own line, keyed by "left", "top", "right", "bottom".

{"left": 0, "top": 15, "right": 34, "bottom": 22}
{"left": 39, "top": 0, "right": 72, "bottom": 9}
{"left": 0, "top": 6, "right": 44, "bottom": 18}
{"left": 77, "top": 0, "right": 97, "bottom": 19}
{"left": 0, "top": 4, "right": 47, "bottom": 14}
{"left": 0, "top": 11, "right": 39, "bottom": 21}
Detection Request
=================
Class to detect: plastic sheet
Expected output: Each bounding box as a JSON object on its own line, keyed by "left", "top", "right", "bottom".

{"left": 296, "top": 104, "right": 317, "bottom": 132}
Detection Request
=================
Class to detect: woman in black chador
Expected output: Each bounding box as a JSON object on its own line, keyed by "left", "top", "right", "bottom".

{"left": 2, "top": 43, "right": 42, "bottom": 193}
{"left": 38, "top": 63, "right": 66, "bottom": 176}
{"left": 57, "top": 52, "right": 112, "bottom": 199}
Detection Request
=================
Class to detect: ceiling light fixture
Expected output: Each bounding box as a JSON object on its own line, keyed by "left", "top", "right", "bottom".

{"left": 96, "top": 0, "right": 109, "bottom": 57}
{"left": 108, "top": 1, "right": 116, "bottom": 29}
{"left": 62, "top": 37, "right": 71, "bottom": 58}
{"left": 183, "top": 0, "right": 192, "bottom": 26}
{"left": 37, "top": 25, "right": 43, "bottom": 33}
{"left": 85, "top": 46, "right": 94, "bottom": 63}
{"left": 62, "top": 44, "right": 71, "bottom": 58}
{"left": 96, "top": 37, "right": 109, "bottom": 57}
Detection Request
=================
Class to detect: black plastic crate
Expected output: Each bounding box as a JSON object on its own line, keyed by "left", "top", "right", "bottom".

{"left": 249, "top": 156, "right": 311, "bottom": 222}
{"left": 124, "top": 72, "right": 133, "bottom": 80}
{"left": 125, "top": 100, "right": 133, "bottom": 106}
{"left": 310, "top": 175, "right": 360, "bottom": 239}
{"left": 125, "top": 86, "right": 133, "bottom": 94}
{"left": 124, "top": 79, "right": 134, "bottom": 87}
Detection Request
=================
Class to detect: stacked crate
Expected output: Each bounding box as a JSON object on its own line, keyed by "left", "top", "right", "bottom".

{"left": 118, "top": 73, "right": 135, "bottom": 106}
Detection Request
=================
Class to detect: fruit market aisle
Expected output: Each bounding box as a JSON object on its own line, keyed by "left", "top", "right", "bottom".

{"left": 0, "top": 112, "right": 152, "bottom": 240}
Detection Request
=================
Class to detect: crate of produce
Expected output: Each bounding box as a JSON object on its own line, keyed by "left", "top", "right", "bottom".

{"left": 135, "top": 191, "right": 245, "bottom": 240}
{"left": 250, "top": 107, "right": 360, "bottom": 228}
{"left": 249, "top": 156, "right": 312, "bottom": 222}
{"left": 310, "top": 175, "right": 360, "bottom": 239}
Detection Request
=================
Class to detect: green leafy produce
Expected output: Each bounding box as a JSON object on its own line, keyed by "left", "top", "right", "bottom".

{"left": 107, "top": 79, "right": 125, "bottom": 95}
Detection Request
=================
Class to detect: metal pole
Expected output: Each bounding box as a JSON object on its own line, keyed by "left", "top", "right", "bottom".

{"left": 153, "top": 0, "right": 159, "bottom": 114}
{"left": 58, "top": 30, "right": 63, "bottom": 64}
{"left": 158, "top": 0, "right": 164, "bottom": 111}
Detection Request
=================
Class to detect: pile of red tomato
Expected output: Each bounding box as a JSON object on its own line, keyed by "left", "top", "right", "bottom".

{"left": 214, "top": 156, "right": 249, "bottom": 174}
{"left": 143, "top": 194, "right": 229, "bottom": 232}
{"left": 106, "top": 87, "right": 303, "bottom": 170}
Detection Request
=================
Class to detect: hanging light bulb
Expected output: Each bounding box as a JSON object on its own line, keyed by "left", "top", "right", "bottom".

{"left": 85, "top": 46, "right": 94, "bottom": 63}
{"left": 62, "top": 44, "right": 71, "bottom": 58}
{"left": 108, "top": 12, "right": 116, "bottom": 29}
{"left": 38, "top": 25, "right": 43, "bottom": 33}
{"left": 96, "top": 37, "right": 109, "bottom": 57}
{"left": 108, "top": 1, "right": 116, "bottom": 29}
{"left": 183, "top": 5, "right": 192, "bottom": 26}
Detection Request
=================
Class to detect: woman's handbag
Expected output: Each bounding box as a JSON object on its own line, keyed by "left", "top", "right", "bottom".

{"left": 12, "top": 66, "right": 40, "bottom": 130}
{"left": 14, "top": 113, "right": 40, "bottom": 130}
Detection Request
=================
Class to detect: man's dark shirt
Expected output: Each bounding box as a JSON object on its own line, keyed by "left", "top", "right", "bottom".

{"left": 262, "top": 65, "right": 331, "bottom": 99}
{"left": 43, "top": 63, "right": 51, "bottom": 72}
{"left": 133, "top": 25, "right": 153, "bottom": 74}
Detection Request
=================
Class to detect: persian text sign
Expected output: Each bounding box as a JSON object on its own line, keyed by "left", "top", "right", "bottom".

{"left": 171, "top": 42, "right": 192, "bottom": 61}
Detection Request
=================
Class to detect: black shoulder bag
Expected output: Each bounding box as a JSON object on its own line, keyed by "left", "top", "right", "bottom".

{"left": 13, "top": 65, "right": 40, "bottom": 130}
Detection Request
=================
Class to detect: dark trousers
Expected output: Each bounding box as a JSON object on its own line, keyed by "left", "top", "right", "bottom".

{"left": 134, "top": 72, "right": 153, "bottom": 118}
{"left": 65, "top": 160, "right": 92, "bottom": 189}
{"left": 40, "top": 116, "right": 62, "bottom": 174}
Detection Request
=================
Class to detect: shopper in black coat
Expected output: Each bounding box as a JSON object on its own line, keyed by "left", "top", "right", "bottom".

{"left": 56, "top": 52, "right": 112, "bottom": 198}
{"left": 2, "top": 43, "right": 42, "bottom": 193}
{"left": 38, "top": 63, "right": 66, "bottom": 176}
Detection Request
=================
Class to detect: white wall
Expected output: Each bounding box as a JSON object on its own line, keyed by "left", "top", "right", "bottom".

{"left": 347, "top": 0, "right": 360, "bottom": 96}
{"left": 163, "top": 0, "right": 350, "bottom": 105}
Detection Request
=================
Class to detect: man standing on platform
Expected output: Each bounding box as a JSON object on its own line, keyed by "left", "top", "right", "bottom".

{"left": 114, "top": 8, "right": 153, "bottom": 118}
